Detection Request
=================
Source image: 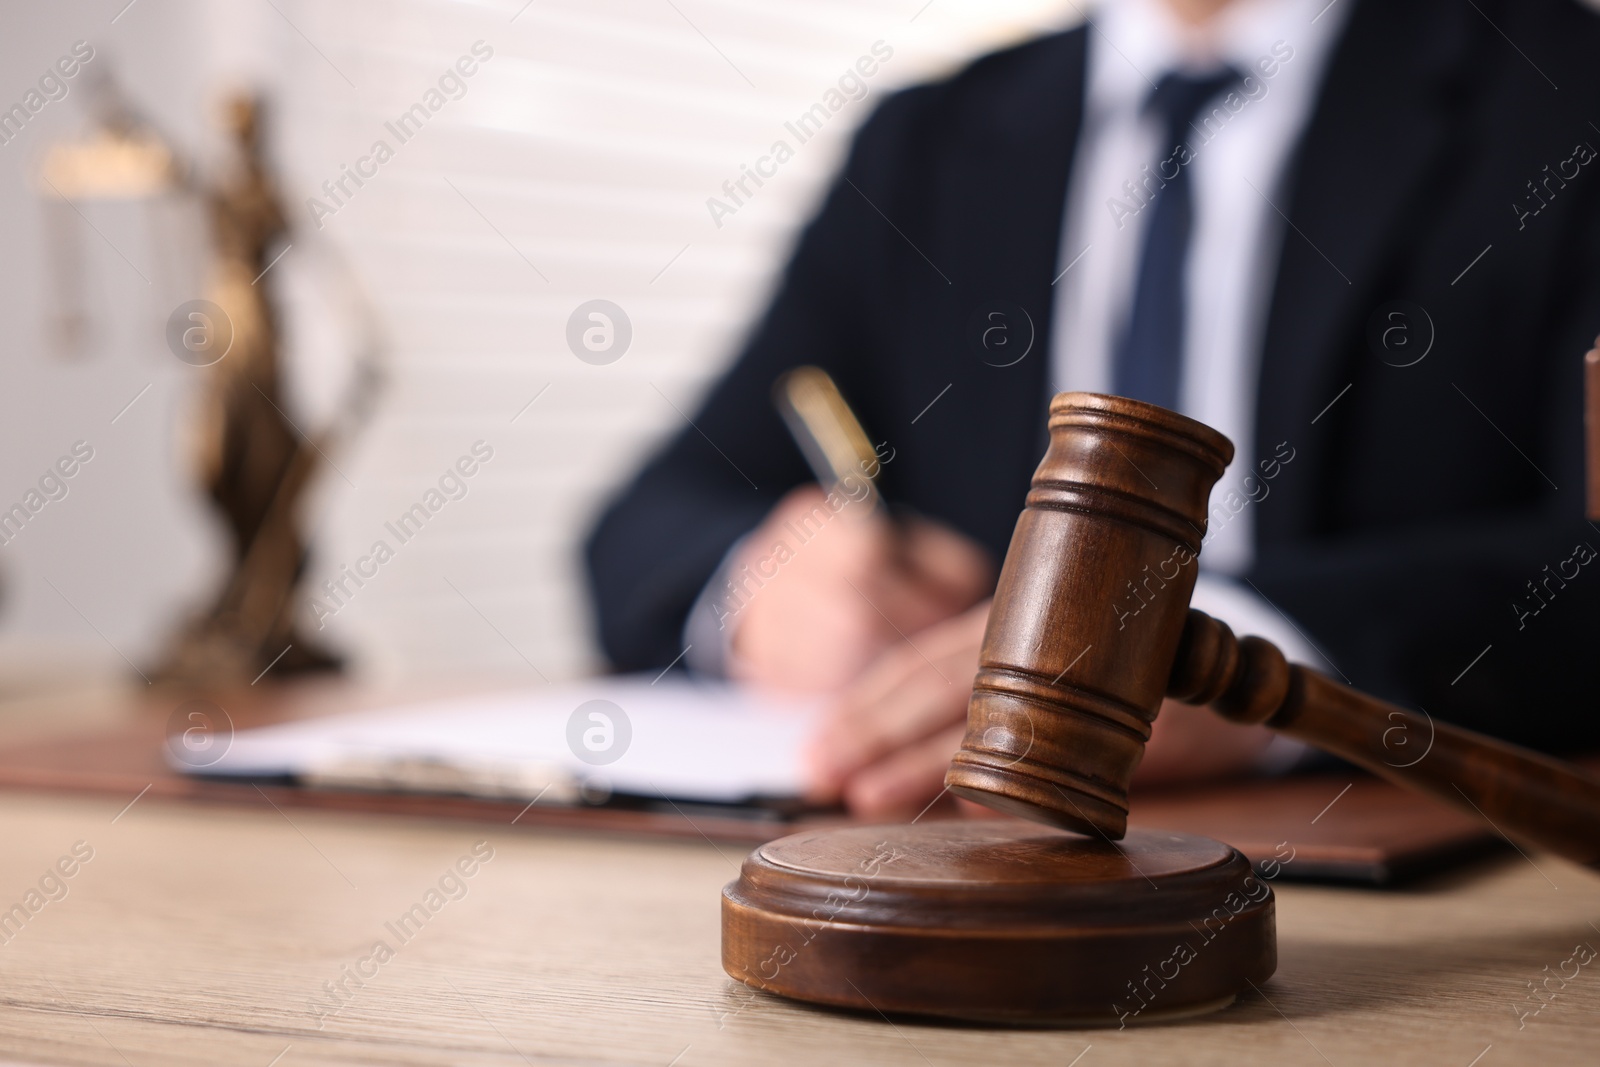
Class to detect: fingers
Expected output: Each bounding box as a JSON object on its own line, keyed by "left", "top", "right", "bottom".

{"left": 1133, "top": 699, "right": 1274, "bottom": 788}
{"left": 864, "top": 517, "right": 995, "bottom": 638}
{"left": 726, "top": 486, "right": 900, "bottom": 692}
{"left": 731, "top": 572, "right": 886, "bottom": 692}
{"left": 724, "top": 488, "right": 994, "bottom": 696}
{"left": 896, "top": 515, "right": 997, "bottom": 607}
{"left": 804, "top": 642, "right": 960, "bottom": 798}
{"left": 803, "top": 602, "right": 989, "bottom": 803}
{"left": 840, "top": 723, "right": 969, "bottom": 820}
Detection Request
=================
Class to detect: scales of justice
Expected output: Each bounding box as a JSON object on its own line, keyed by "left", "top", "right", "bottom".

{"left": 37, "top": 78, "right": 380, "bottom": 689}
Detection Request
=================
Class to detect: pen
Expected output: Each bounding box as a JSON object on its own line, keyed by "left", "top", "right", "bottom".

{"left": 772, "top": 366, "right": 888, "bottom": 514}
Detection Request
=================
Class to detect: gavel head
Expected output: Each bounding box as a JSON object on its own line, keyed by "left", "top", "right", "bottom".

{"left": 945, "top": 392, "right": 1234, "bottom": 839}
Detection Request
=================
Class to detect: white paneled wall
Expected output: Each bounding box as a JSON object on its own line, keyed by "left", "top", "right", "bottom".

{"left": 273, "top": 0, "right": 1078, "bottom": 682}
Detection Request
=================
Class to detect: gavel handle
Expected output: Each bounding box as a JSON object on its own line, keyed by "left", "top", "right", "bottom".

{"left": 1169, "top": 609, "right": 1600, "bottom": 870}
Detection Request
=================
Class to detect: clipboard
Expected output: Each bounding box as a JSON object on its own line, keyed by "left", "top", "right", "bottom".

{"left": 0, "top": 677, "right": 1504, "bottom": 883}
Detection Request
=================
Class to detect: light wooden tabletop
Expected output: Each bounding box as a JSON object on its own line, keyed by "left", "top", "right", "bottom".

{"left": 0, "top": 789, "right": 1594, "bottom": 1067}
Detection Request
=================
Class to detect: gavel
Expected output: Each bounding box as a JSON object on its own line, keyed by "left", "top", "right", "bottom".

{"left": 723, "top": 391, "right": 1600, "bottom": 1025}
{"left": 946, "top": 392, "right": 1600, "bottom": 867}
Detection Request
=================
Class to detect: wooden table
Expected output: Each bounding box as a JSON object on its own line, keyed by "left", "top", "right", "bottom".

{"left": 0, "top": 783, "right": 1595, "bottom": 1067}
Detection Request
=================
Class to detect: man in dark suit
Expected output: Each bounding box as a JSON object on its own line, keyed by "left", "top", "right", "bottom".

{"left": 588, "top": 0, "right": 1600, "bottom": 817}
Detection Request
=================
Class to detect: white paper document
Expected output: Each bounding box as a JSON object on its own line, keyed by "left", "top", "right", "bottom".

{"left": 179, "top": 675, "right": 823, "bottom": 806}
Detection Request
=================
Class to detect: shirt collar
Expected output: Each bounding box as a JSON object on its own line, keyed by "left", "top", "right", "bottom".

{"left": 1083, "top": 0, "right": 1351, "bottom": 120}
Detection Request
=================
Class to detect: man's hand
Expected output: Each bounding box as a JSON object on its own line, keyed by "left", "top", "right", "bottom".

{"left": 802, "top": 600, "right": 1277, "bottom": 818}
{"left": 802, "top": 601, "right": 989, "bottom": 817}
{"left": 726, "top": 485, "right": 992, "bottom": 693}
{"left": 1134, "top": 699, "right": 1276, "bottom": 786}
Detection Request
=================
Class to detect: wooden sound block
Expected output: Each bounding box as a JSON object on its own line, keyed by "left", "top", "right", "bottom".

{"left": 722, "top": 821, "right": 1276, "bottom": 1026}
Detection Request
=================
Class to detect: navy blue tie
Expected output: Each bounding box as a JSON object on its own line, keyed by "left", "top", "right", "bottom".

{"left": 1112, "top": 68, "right": 1242, "bottom": 411}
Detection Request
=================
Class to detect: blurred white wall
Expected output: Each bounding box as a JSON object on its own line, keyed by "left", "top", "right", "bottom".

{"left": 0, "top": 0, "right": 1078, "bottom": 687}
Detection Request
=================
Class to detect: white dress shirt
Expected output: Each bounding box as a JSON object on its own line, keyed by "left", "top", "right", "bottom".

{"left": 1052, "top": 0, "right": 1352, "bottom": 694}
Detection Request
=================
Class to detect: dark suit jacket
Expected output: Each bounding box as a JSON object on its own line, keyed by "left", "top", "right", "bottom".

{"left": 587, "top": 0, "right": 1600, "bottom": 754}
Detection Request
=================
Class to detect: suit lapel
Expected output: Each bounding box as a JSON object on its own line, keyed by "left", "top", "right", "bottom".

{"left": 1256, "top": 0, "right": 1477, "bottom": 536}
{"left": 943, "top": 28, "right": 1089, "bottom": 480}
